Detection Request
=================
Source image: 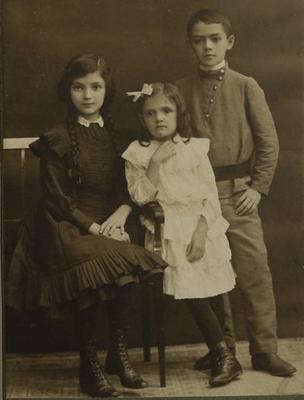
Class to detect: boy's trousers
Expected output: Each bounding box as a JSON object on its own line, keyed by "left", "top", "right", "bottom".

{"left": 217, "top": 178, "right": 278, "bottom": 355}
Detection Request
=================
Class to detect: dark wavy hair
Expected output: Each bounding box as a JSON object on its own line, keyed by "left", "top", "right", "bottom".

{"left": 187, "top": 9, "right": 233, "bottom": 38}
{"left": 57, "top": 53, "right": 117, "bottom": 184}
{"left": 135, "top": 82, "right": 192, "bottom": 146}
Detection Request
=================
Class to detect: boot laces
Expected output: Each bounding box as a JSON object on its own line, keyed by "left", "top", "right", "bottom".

{"left": 113, "top": 334, "right": 141, "bottom": 380}
{"left": 81, "top": 342, "right": 108, "bottom": 382}
{"left": 217, "top": 347, "right": 233, "bottom": 368}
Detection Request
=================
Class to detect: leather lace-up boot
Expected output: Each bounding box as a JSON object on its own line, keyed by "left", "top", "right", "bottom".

{"left": 75, "top": 306, "right": 119, "bottom": 397}
{"left": 194, "top": 346, "right": 236, "bottom": 370}
{"left": 252, "top": 353, "right": 296, "bottom": 376}
{"left": 79, "top": 339, "right": 120, "bottom": 397}
{"left": 105, "top": 284, "right": 148, "bottom": 389}
{"left": 209, "top": 343, "right": 242, "bottom": 387}
{"left": 105, "top": 328, "right": 148, "bottom": 388}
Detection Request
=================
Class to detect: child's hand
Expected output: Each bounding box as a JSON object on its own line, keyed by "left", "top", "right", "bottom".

{"left": 235, "top": 188, "right": 261, "bottom": 216}
{"left": 88, "top": 222, "right": 130, "bottom": 241}
{"left": 99, "top": 205, "right": 131, "bottom": 236}
{"left": 88, "top": 222, "right": 102, "bottom": 236}
{"left": 146, "top": 142, "right": 176, "bottom": 186}
{"left": 186, "top": 216, "right": 208, "bottom": 263}
{"left": 104, "top": 229, "right": 130, "bottom": 242}
{"left": 150, "top": 141, "right": 176, "bottom": 165}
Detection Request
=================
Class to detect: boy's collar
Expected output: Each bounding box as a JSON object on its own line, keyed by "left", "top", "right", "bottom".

{"left": 77, "top": 115, "right": 104, "bottom": 128}
{"left": 198, "top": 61, "right": 228, "bottom": 79}
{"left": 199, "top": 60, "right": 226, "bottom": 72}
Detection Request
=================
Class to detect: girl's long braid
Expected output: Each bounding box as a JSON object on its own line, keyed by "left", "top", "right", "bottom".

{"left": 103, "top": 106, "right": 123, "bottom": 155}
{"left": 67, "top": 107, "right": 118, "bottom": 186}
{"left": 67, "top": 118, "right": 82, "bottom": 185}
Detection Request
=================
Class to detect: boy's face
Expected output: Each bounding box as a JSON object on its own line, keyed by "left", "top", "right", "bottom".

{"left": 189, "top": 22, "right": 234, "bottom": 68}
{"left": 141, "top": 92, "right": 177, "bottom": 141}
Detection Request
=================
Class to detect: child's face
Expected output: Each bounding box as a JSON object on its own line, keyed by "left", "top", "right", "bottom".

{"left": 70, "top": 71, "right": 106, "bottom": 121}
{"left": 141, "top": 92, "right": 177, "bottom": 141}
{"left": 189, "top": 22, "right": 234, "bottom": 68}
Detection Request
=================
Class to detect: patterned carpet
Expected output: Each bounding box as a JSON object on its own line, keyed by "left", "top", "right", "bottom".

{"left": 5, "top": 338, "right": 304, "bottom": 399}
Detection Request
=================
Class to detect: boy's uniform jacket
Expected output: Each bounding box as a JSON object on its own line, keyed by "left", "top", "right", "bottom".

{"left": 176, "top": 65, "right": 279, "bottom": 195}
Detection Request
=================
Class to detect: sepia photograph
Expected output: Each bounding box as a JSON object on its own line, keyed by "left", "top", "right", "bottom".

{"left": 1, "top": 0, "right": 304, "bottom": 399}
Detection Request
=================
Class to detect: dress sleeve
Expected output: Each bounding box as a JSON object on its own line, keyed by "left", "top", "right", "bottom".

{"left": 125, "top": 160, "right": 159, "bottom": 206}
{"left": 113, "top": 156, "right": 135, "bottom": 209}
{"left": 41, "top": 150, "right": 95, "bottom": 232}
{"left": 245, "top": 78, "right": 279, "bottom": 195}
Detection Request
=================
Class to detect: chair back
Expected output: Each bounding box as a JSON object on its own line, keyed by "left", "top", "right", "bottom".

{"left": 3, "top": 137, "right": 38, "bottom": 275}
{"left": 3, "top": 137, "right": 38, "bottom": 222}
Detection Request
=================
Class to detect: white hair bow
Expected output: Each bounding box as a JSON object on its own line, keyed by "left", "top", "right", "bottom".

{"left": 126, "top": 83, "right": 153, "bottom": 102}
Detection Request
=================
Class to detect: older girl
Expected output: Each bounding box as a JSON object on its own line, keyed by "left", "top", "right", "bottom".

{"left": 6, "top": 55, "right": 166, "bottom": 398}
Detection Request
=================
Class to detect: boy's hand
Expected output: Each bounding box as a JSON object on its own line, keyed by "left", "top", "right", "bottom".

{"left": 186, "top": 216, "right": 208, "bottom": 263}
{"left": 235, "top": 188, "right": 261, "bottom": 216}
{"left": 150, "top": 141, "right": 176, "bottom": 165}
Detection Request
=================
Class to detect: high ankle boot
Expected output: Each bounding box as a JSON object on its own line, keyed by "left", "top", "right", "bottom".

{"left": 105, "top": 327, "right": 148, "bottom": 388}
{"left": 209, "top": 343, "right": 242, "bottom": 387}
{"left": 186, "top": 295, "right": 236, "bottom": 371}
{"left": 79, "top": 339, "right": 120, "bottom": 397}
{"left": 75, "top": 307, "right": 119, "bottom": 398}
{"left": 194, "top": 346, "right": 236, "bottom": 371}
{"left": 184, "top": 298, "right": 235, "bottom": 372}
{"left": 105, "top": 284, "right": 148, "bottom": 389}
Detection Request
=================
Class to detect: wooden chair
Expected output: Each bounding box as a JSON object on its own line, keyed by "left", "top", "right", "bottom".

{"left": 3, "top": 137, "right": 167, "bottom": 387}
{"left": 3, "top": 137, "right": 38, "bottom": 218}
{"left": 140, "top": 202, "right": 166, "bottom": 387}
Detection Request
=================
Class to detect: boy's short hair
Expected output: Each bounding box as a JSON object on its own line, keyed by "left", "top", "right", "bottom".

{"left": 187, "top": 9, "right": 232, "bottom": 38}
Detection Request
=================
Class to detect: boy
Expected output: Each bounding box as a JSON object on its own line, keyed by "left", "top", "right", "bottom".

{"left": 176, "top": 8, "right": 296, "bottom": 376}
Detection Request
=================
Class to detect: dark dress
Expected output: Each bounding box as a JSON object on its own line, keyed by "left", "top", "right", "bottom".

{"left": 6, "top": 122, "right": 166, "bottom": 312}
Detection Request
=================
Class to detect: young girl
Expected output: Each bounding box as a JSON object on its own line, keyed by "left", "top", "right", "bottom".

{"left": 6, "top": 55, "right": 166, "bottom": 398}
{"left": 122, "top": 82, "right": 242, "bottom": 387}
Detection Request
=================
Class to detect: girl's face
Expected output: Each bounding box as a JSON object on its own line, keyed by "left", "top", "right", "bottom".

{"left": 70, "top": 71, "right": 106, "bottom": 121}
{"left": 141, "top": 92, "right": 177, "bottom": 141}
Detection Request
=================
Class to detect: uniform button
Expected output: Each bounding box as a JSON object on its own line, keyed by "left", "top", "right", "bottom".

{"left": 218, "top": 76, "right": 223, "bottom": 81}
{"left": 209, "top": 98, "right": 214, "bottom": 103}
{"left": 205, "top": 114, "right": 210, "bottom": 119}
{"left": 220, "top": 68, "right": 225, "bottom": 73}
{"left": 213, "top": 85, "right": 218, "bottom": 90}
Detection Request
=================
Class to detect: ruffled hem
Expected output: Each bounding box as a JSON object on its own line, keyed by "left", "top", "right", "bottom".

{"left": 163, "top": 261, "right": 235, "bottom": 299}
{"left": 6, "top": 244, "right": 166, "bottom": 311}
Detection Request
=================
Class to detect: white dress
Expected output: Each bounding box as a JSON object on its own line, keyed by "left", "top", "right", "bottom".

{"left": 122, "top": 135, "right": 235, "bottom": 299}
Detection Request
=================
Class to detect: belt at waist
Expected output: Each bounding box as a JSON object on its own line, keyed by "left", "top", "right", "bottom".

{"left": 213, "top": 161, "right": 250, "bottom": 181}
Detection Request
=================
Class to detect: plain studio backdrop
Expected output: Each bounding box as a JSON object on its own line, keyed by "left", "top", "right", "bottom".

{"left": 2, "top": 0, "right": 304, "bottom": 352}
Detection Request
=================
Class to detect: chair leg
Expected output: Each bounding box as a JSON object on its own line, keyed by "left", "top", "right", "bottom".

{"left": 141, "top": 283, "right": 151, "bottom": 362}
{"left": 154, "top": 283, "right": 166, "bottom": 387}
{"left": 158, "top": 328, "right": 166, "bottom": 387}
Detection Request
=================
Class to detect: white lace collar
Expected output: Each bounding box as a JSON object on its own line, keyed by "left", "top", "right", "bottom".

{"left": 77, "top": 115, "right": 104, "bottom": 128}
